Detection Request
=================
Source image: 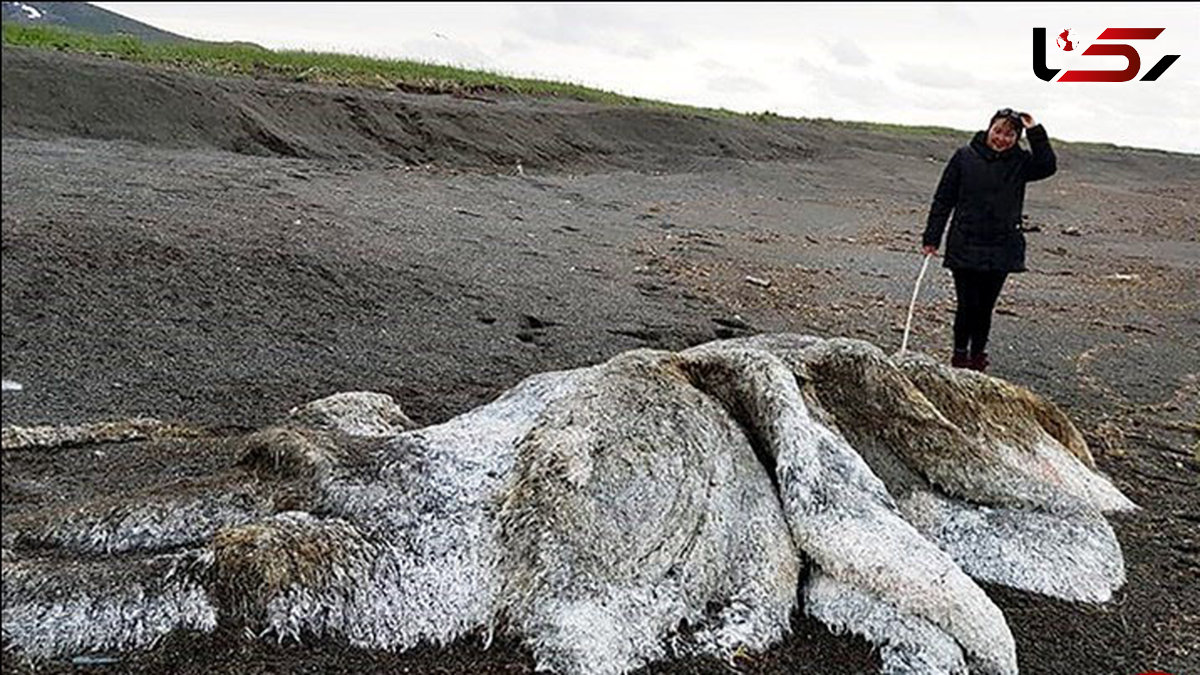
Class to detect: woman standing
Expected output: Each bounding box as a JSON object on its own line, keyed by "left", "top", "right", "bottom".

{"left": 922, "top": 109, "right": 1057, "bottom": 371}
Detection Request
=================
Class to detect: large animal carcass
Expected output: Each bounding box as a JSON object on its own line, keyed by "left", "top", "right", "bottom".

{"left": 1, "top": 335, "right": 1135, "bottom": 675}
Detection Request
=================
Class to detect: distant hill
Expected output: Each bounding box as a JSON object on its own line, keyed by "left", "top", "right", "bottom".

{"left": 1, "top": 1, "right": 192, "bottom": 42}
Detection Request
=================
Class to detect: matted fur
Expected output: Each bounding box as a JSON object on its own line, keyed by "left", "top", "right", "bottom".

{"left": 1, "top": 336, "right": 1134, "bottom": 674}
{"left": 0, "top": 417, "right": 199, "bottom": 451}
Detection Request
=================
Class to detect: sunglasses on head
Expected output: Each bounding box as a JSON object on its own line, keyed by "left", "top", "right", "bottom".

{"left": 994, "top": 108, "right": 1024, "bottom": 127}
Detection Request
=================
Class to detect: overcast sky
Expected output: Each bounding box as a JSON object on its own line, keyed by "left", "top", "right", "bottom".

{"left": 95, "top": 2, "right": 1199, "bottom": 153}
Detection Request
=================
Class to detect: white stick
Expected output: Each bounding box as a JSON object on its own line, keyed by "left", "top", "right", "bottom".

{"left": 900, "top": 253, "right": 932, "bottom": 355}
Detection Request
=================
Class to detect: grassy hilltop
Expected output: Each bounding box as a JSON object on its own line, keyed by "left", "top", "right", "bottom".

{"left": 3, "top": 22, "right": 1172, "bottom": 154}
{"left": 2, "top": 22, "right": 968, "bottom": 134}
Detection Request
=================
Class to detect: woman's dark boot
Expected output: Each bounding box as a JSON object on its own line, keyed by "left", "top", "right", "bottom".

{"left": 969, "top": 352, "right": 990, "bottom": 372}
{"left": 951, "top": 350, "right": 971, "bottom": 368}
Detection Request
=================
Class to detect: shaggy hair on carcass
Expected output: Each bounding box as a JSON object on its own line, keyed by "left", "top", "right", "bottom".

{"left": 0, "top": 335, "right": 1135, "bottom": 675}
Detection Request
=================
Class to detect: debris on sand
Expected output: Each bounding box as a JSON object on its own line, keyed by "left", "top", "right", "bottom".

{"left": 1, "top": 379, "right": 22, "bottom": 392}
{"left": 1104, "top": 273, "right": 1141, "bottom": 282}
{"left": 1, "top": 336, "right": 1135, "bottom": 675}
{"left": 744, "top": 275, "right": 772, "bottom": 288}
{"left": 712, "top": 316, "right": 751, "bottom": 330}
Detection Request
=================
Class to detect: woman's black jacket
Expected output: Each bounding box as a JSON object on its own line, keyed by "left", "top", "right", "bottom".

{"left": 922, "top": 124, "right": 1057, "bottom": 272}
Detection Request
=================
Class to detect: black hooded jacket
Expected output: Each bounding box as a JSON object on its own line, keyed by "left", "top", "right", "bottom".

{"left": 923, "top": 124, "right": 1057, "bottom": 272}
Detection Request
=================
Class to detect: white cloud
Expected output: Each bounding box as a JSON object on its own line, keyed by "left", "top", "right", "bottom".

{"left": 399, "top": 38, "right": 494, "bottom": 69}
{"left": 895, "top": 63, "right": 975, "bottom": 90}
{"left": 830, "top": 38, "right": 871, "bottom": 67}
{"left": 826, "top": 73, "right": 897, "bottom": 108}
{"left": 498, "top": 38, "right": 528, "bottom": 55}
{"left": 708, "top": 74, "right": 769, "bottom": 94}
{"left": 509, "top": 3, "right": 687, "bottom": 59}
{"left": 934, "top": 3, "right": 977, "bottom": 28}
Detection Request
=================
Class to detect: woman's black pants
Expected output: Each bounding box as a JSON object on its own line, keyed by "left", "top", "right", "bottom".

{"left": 951, "top": 269, "right": 1009, "bottom": 355}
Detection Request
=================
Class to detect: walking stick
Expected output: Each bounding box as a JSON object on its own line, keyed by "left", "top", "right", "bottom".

{"left": 900, "top": 253, "right": 933, "bottom": 355}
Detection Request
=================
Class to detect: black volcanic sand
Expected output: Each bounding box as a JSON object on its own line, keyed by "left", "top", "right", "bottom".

{"left": 2, "top": 46, "right": 1198, "bottom": 675}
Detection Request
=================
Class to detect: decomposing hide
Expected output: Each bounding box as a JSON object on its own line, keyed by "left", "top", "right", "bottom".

{"left": 1, "top": 336, "right": 1135, "bottom": 675}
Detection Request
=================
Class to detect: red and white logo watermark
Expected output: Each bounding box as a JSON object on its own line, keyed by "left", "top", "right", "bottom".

{"left": 1033, "top": 27, "right": 1181, "bottom": 82}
